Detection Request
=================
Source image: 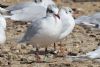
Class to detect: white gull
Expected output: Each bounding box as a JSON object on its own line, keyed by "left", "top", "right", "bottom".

{"left": 19, "top": 5, "right": 62, "bottom": 62}
{"left": 19, "top": 5, "right": 62, "bottom": 50}
{"left": 53, "top": 7, "right": 75, "bottom": 55}
{"left": 59, "top": 7, "right": 75, "bottom": 40}
{"left": 3, "top": 0, "right": 55, "bottom": 22}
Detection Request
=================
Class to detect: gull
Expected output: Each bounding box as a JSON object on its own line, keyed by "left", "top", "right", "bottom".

{"left": 54, "top": 7, "right": 75, "bottom": 56}
{"left": 2, "top": 0, "right": 55, "bottom": 22}
{"left": 66, "top": 46, "right": 100, "bottom": 62}
{"left": 85, "top": 46, "right": 100, "bottom": 59}
{"left": 66, "top": 43, "right": 100, "bottom": 62}
{"left": 19, "top": 5, "right": 62, "bottom": 62}
{"left": 6, "top": 0, "right": 55, "bottom": 11}
{"left": 75, "top": 16, "right": 98, "bottom": 27}
{"left": 59, "top": 7, "right": 75, "bottom": 40}
{"left": 75, "top": 12, "right": 100, "bottom": 29}
{"left": 0, "top": 14, "right": 6, "bottom": 44}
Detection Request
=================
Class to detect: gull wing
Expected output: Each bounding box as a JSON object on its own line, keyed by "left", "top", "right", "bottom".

{"left": 6, "top": 2, "right": 34, "bottom": 11}
{"left": 6, "top": 0, "right": 55, "bottom": 11}
{"left": 90, "top": 12, "right": 100, "bottom": 23}
{"left": 85, "top": 45, "right": 100, "bottom": 59}
{"left": 75, "top": 16, "right": 91, "bottom": 24}
{"left": 10, "top": 5, "right": 46, "bottom": 21}
{"left": 19, "top": 21, "right": 41, "bottom": 43}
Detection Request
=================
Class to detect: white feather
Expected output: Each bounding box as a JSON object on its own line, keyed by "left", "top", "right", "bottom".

{"left": 0, "top": 14, "right": 6, "bottom": 44}
{"left": 5, "top": 0, "right": 55, "bottom": 22}
{"left": 58, "top": 7, "right": 75, "bottom": 40}
{"left": 86, "top": 46, "right": 100, "bottom": 59}
{"left": 19, "top": 5, "right": 62, "bottom": 48}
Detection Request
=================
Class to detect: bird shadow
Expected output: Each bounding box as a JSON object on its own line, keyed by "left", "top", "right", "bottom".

{"left": 27, "top": 50, "right": 55, "bottom": 55}
{"left": 20, "top": 60, "right": 49, "bottom": 64}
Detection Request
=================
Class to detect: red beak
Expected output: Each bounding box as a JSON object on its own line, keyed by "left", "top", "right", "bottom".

{"left": 54, "top": 14, "right": 60, "bottom": 19}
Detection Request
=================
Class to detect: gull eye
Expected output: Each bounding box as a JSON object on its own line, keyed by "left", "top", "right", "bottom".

{"left": 47, "top": 8, "right": 53, "bottom": 13}
{"left": 48, "top": 10, "right": 53, "bottom": 13}
{"left": 69, "top": 10, "right": 72, "bottom": 13}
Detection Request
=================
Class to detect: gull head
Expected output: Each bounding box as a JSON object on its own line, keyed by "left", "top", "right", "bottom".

{"left": 47, "top": 5, "right": 59, "bottom": 14}
{"left": 61, "top": 7, "right": 73, "bottom": 14}
{"left": 46, "top": 5, "right": 60, "bottom": 18}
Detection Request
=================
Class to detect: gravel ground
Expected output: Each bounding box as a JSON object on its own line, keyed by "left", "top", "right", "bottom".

{"left": 0, "top": 1, "right": 100, "bottom": 67}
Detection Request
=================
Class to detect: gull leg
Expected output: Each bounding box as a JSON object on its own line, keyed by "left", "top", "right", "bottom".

{"left": 48, "top": 43, "right": 57, "bottom": 57}
{"left": 54, "top": 43, "right": 56, "bottom": 51}
{"left": 43, "top": 47, "right": 50, "bottom": 62}
{"left": 45, "top": 47, "right": 48, "bottom": 57}
{"left": 35, "top": 47, "right": 41, "bottom": 62}
{"left": 54, "top": 43, "right": 58, "bottom": 54}
{"left": 57, "top": 41, "right": 66, "bottom": 57}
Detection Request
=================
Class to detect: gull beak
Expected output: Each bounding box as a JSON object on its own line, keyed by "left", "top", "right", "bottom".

{"left": 54, "top": 14, "right": 60, "bottom": 19}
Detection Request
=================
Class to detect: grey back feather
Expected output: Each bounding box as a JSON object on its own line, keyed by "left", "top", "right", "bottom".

{"left": 19, "top": 21, "right": 41, "bottom": 43}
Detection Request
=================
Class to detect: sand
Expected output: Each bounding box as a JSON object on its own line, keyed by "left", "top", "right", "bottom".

{"left": 0, "top": 1, "right": 100, "bottom": 67}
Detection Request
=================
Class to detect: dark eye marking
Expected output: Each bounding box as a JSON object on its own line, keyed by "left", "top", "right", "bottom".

{"left": 69, "top": 10, "right": 72, "bottom": 13}
{"left": 47, "top": 8, "right": 53, "bottom": 13}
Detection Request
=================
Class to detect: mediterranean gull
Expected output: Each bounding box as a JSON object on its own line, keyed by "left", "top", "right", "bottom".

{"left": 66, "top": 45, "right": 100, "bottom": 62}
{"left": 75, "top": 12, "right": 100, "bottom": 29}
{"left": 6, "top": 0, "right": 55, "bottom": 11}
{"left": 85, "top": 46, "right": 100, "bottom": 59}
{"left": 19, "top": 5, "right": 62, "bottom": 62}
{"left": 59, "top": 7, "right": 75, "bottom": 40}
{"left": 2, "top": 0, "right": 55, "bottom": 22}
{"left": 54, "top": 7, "right": 75, "bottom": 56}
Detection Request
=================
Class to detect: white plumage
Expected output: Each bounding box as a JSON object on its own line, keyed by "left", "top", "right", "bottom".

{"left": 19, "top": 5, "right": 62, "bottom": 48}
{"left": 6, "top": 0, "right": 55, "bottom": 11}
{"left": 4, "top": 0, "right": 55, "bottom": 22}
{"left": 85, "top": 46, "right": 100, "bottom": 59}
{"left": 75, "top": 12, "right": 100, "bottom": 28}
{"left": 0, "top": 14, "right": 6, "bottom": 44}
{"left": 58, "top": 7, "right": 75, "bottom": 40}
